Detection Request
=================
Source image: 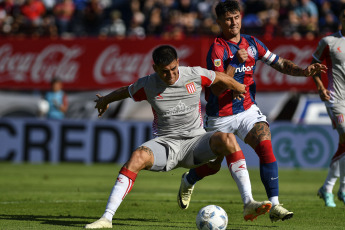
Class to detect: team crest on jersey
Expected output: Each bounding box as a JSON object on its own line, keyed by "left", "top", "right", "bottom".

{"left": 247, "top": 46, "right": 257, "bottom": 58}
{"left": 214, "top": 59, "right": 221, "bottom": 67}
{"left": 185, "top": 82, "right": 196, "bottom": 94}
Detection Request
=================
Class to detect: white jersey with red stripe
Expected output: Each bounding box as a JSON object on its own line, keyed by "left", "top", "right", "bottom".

{"left": 128, "top": 66, "right": 216, "bottom": 137}
{"left": 313, "top": 31, "right": 345, "bottom": 107}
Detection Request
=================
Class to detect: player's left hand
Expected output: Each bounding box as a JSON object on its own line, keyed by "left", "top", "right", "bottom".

{"left": 94, "top": 94, "right": 109, "bottom": 117}
{"left": 304, "top": 63, "right": 327, "bottom": 76}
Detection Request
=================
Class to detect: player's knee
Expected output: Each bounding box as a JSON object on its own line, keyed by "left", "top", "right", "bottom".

{"left": 210, "top": 132, "right": 238, "bottom": 156}
{"left": 126, "top": 150, "right": 153, "bottom": 172}
{"left": 207, "top": 158, "right": 222, "bottom": 172}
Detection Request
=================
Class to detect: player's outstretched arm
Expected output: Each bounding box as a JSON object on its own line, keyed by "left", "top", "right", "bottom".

{"left": 213, "top": 70, "right": 246, "bottom": 94}
{"left": 310, "top": 59, "right": 331, "bottom": 101}
{"left": 271, "top": 57, "right": 327, "bottom": 77}
{"left": 94, "top": 86, "right": 130, "bottom": 117}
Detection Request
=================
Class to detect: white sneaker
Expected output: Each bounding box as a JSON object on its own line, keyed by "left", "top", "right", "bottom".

{"left": 243, "top": 200, "right": 272, "bottom": 221}
{"left": 269, "top": 204, "right": 293, "bottom": 222}
{"left": 85, "top": 217, "right": 112, "bottom": 229}
{"left": 177, "top": 172, "right": 194, "bottom": 209}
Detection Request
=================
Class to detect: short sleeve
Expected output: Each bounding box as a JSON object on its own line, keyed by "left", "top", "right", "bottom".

{"left": 192, "top": 66, "right": 216, "bottom": 87}
{"left": 312, "top": 38, "right": 328, "bottom": 63}
{"left": 128, "top": 77, "right": 148, "bottom": 101}
{"left": 255, "top": 37, "right": 279, "bottom": 66}
{"left": 206, "top": 44, "right": 227, "bottom": 72}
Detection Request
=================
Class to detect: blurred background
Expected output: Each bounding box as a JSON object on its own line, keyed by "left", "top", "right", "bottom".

{"left": 0, "top": 0, "right": 340, "bottom": 168}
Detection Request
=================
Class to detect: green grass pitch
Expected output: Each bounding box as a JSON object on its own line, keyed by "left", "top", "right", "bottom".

{"left": 0, "top": 163, "right": 344, "bottom": 230}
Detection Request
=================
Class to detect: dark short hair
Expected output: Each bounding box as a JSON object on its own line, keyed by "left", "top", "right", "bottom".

{"left": 152, "top": 45, "right": 178, "bottom": 66}
{"left": 215, "top": 0, "right": 241, "bottom": 19}
{"left": 51, "top": 77, "right": 61, "bottom": 85}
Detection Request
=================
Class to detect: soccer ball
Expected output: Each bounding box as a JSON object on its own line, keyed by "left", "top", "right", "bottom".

{"left": 196, "top": 205, "right": 228, "bottom": 230}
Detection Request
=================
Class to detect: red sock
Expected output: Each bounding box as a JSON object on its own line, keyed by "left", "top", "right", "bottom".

{"left": 195, "top": 163, "right": 220, "bottom": 178}
{"left": 225, "top": 150, "right": 245, "bottom": 166}
{"left": 254, "top": 140, "right": 276, "bottom": 164}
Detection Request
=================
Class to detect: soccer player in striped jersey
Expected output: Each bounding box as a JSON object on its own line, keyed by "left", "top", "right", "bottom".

{"left": 313, "top": 6, "right": 345, "bottom": 207}
{"left": 178, "top": 0, "right": 327, "bottom": 223}
{"left": 85, "top": 45, "right": 250, "bottom": 229}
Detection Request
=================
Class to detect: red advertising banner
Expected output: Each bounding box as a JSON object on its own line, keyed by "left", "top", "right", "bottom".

{"left": 0, "top": 37, "right": 325, "bottom": 92}
{"left": 0, "top": 38, "right": 208, "bottom": 91}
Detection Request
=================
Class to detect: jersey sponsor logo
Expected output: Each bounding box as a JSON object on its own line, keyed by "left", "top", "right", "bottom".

{"left": 235, "top": 65, "right": 254, "bottom": 73}
{"left": 162, "top": 100, "right": 196, "bottom": 116}
{"left": 214, "top": 59, "right": 221, "bottom": 67}
{"left": 186, "top": 82, "right": 196, "bottom": 94}
{"left": 247, "top": 46, "right": 257, "bottom": 58}
{"left": 337, "top": 114, "right": 344, "bottom": 124}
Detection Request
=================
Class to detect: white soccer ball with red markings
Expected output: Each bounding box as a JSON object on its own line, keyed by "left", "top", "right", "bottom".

{"left": 196, "top": 205, "right": 228, "bottom": 230}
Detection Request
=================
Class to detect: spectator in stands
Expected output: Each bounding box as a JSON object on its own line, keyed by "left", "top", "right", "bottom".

{"left": 71, "top": 0, "right": 87, "bottom": 36}
{"left": 319, "top": 0, "right": 339, "bottom": 35}
{"left": 127, "top": 11, "right": 145, "bottom": 39}
{"left": 82, "top": 0, "right": 104, "bottom": 36}
{"left": 42, "top": 0, "right": 55, "bottom": 15}
{"left": 99, "top": 10, "right": 126, "bottom": 38}
{"left": 20, "top": 0, "right": 46, "bottom": 36}
{"left": 45, "top": 77, "right": 68, "bottom": 119}
{"left": 53, "top": 0, "right": 75, "bottom": 36}
{"left": 0, "top": 0, "right": 16, "bottom": 35}
{"left": 294, "top": 0, "right": 319, "bottom": 38}
{"left": 144, "top": 6, "right": 163, "bottom": 37}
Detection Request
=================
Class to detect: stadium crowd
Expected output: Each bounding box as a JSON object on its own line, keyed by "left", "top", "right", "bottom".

{"left": 0, "top": 0, "right": 343, "bottom": 40}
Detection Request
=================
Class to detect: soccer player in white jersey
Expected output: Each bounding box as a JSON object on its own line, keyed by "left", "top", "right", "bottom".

{"left": 313, "top": 6, "right": 345, "bottom": 207}
{"left": 85, "top": 45, "right": 256, "bottom": 229}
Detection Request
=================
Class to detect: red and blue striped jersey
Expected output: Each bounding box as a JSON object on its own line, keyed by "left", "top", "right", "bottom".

{"left": 205, "top": 34, "right": 279, "bottom": 116}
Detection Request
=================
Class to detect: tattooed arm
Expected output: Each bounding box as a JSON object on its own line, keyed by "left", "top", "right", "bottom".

{"left": 271, "top": 57, "right": 327, "bottom": 77}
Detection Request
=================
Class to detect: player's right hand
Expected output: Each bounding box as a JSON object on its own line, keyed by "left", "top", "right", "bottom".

{"left": 235, "top": 83, "right": 246, "bottom": 94}
{"left": 236, "top": 49, "right": 248, "bottom": 63}
{"left": 233, "top": 91, "right": 245, "bottom": 100}
{"left": 318, "top": 88, "right": 331, "bottom": 101}
{"left": 94, "top": 94, "right": 109, "bottom": 117}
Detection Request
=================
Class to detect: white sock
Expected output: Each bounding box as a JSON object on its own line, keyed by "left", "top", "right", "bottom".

{"left": 102, "top": 173, "right": 134, "bottom": 221}
{"left": 323, "top": 161, "right": 339, "bottom": 193}
{"left": 339, "top": 155, "right": 345, "bottom": 193}
{"left": 269, "top": 196, "right": 279, "bottom": 206}
{"left": 228, "top": 159, "right": 253, "bottom": 205}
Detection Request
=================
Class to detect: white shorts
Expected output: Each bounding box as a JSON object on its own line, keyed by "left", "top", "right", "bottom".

{"left": 204, "top": 104, "right": 268, "bottom": 141}
{"left": 141, "top": 131, "right": 217, "bottom": 172}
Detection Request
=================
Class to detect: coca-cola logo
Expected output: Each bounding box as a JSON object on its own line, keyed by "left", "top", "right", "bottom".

{"left": 256, "top": 45, "right": 314, "bottom": 85}
{"left": 94, "top": 45, "right": 152, "bottom": 84}
{"left": 0, "top": 44, "right": 82, "bottom": 83}
{"left": 94, "top": 45, "right": 194, "bottom": 84}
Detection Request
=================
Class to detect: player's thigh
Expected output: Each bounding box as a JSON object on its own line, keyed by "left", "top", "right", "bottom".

{"left": 140, "top": 138, "right": 172, "bottom": 172}
{"left": 239, "top": 105, "right": 270, "bottom": 144}
{"left": 181, "top": 131, "right": 218, "bottom": 168}
{"left": 204, "top": 114, "right": 239, "bottom": 134}
{"left": 327, "top": 105, "right": 345, "bottom": 142}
